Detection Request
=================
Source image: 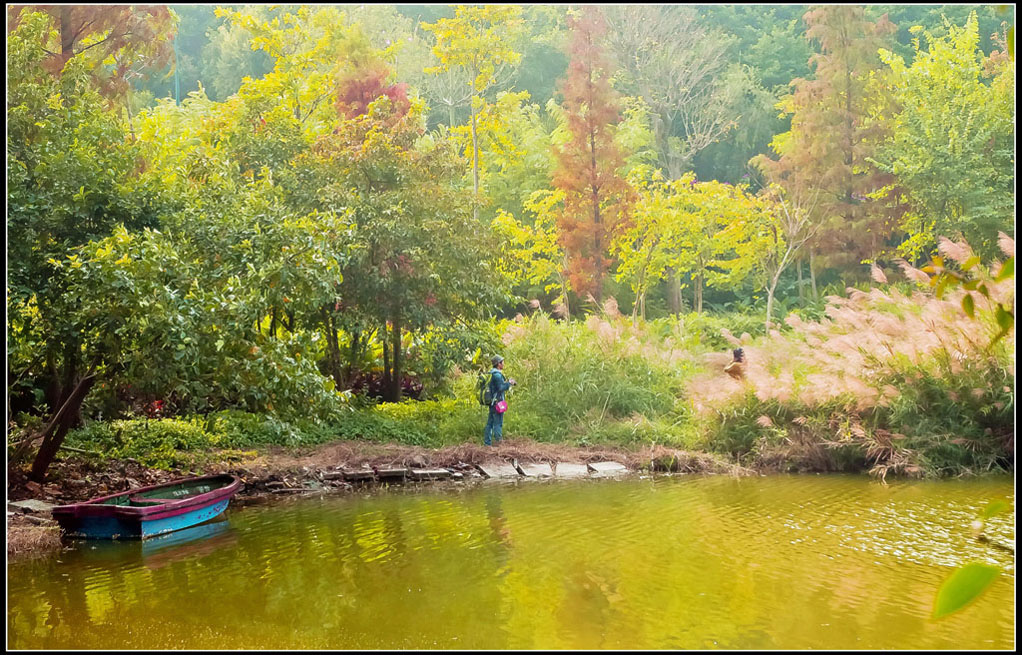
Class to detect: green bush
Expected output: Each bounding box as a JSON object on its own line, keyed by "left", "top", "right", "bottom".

{"left": 872, "top": 348, "right": 1014, "bottom": 475}
{"left": 66, "top": 418, "right": 221, "bottom": 469}
{"left": 668, "top": 311, "right": 767, "bottom": 350}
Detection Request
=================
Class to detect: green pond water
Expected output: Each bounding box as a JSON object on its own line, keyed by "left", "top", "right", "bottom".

{"left": 7, "top": 474, "right": 1015, "bottom": 650}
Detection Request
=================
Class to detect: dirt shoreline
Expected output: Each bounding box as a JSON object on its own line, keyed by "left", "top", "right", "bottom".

{"left": 7, "top": 439, "right": 745, "bottom": 558}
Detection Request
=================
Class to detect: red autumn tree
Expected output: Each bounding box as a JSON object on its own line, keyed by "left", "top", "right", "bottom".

{"left": 754, "top": 6, "right": 902, "bottom": 278}
{"left": 334, "top": 32, "right": 410, "bottom": 122}
{"left": 6, "top": 5, "right": 176, "bottom": 98}
{"left": 552, "top": 5, "right": 632, "bottom": 307}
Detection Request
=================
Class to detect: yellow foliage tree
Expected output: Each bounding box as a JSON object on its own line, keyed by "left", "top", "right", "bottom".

{"left": 422, "top": 5, "right": 525, "bottom": 219}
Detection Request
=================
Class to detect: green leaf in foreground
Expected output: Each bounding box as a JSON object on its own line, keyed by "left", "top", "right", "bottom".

{"left": 961, "top": 293, "right": 975, "bottom": 318}
{"left": 979, "top": 499, "right": 1012, "bottom": 520}
{"left": 994, "top": 256, "right": 1014, "bottom": 281}
{"left": 932, "top": 562, "right": 1000, "bottom": 619}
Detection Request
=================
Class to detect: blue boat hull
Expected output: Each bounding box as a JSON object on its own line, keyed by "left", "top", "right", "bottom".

{"left": 59, "top": 498, "right": 231, "bottom": 540}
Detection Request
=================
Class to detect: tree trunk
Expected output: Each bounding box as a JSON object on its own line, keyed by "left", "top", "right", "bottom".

{"left": 797, "top": 258, "right": 804, "bottom": 304}
{"left": 766, "top": 271, "right": 782, "bottom": 332}
{"left": 59, "top": 6, "right": 74, "bottom": 66}
{"left": 471, "top": 99, "right": 479, "bottom": 221}
{"left": 809, "top": 250, "right": 818, "bottom": 300}
{"left": 29, "top": 373, "right": 98, "bottom": 482}
{"left": 389, "top": 311, "right": 402, "bottom": 403}
{"left": 590, "top": 126, "right": 602, "bottom": 305}
{"left": 666, "top": 268, "right": 682, "bottom": 315}
{"left": 695, "top": 269, "right": 703, "bottom": 315}
{"left": 381, "top": 321, "right": 391, "bottom": 397}
{"left": 557, "top": 271, "right": 571, "bottom": 322}
{"left": 325, "top": 310, "right": 343, "bottom": 389}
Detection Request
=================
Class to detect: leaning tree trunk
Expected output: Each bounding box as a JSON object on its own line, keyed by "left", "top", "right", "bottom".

{"left": 29, "top": 372, "right": 98, "bottom": 482}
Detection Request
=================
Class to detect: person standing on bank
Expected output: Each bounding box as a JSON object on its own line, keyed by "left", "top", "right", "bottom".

{"left": 484, "top": 355, "right": 516, "bottom": 446}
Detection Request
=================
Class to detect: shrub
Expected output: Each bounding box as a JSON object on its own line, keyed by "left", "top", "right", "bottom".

{"left": 66, "top": 418, "right": 220, "bottom": 469}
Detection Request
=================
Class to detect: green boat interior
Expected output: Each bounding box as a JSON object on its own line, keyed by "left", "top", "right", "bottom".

{"left": 97, "top": 479, "right": 223, "bottom": 506}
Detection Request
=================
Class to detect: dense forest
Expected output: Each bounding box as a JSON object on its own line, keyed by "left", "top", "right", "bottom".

{"left": 6, "top": 5, "right": 1015, "bottom": 481}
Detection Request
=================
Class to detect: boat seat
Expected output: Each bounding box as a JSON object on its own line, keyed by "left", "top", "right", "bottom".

{"left": 128, "top": 496, "right": 174, "bottom": 505}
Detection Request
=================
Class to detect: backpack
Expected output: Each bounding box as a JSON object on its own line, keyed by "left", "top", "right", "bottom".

{"left": 476, "top": 370, "right": 495, "bottom": 406}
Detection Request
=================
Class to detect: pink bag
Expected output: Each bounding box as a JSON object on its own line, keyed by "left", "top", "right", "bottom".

{"left": 494, "top": 400, "right": 508, "bottom": 414}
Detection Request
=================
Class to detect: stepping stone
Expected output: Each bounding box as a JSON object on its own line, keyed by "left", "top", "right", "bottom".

{"left": 475, "top": 463, "right": 522, "bottom": 479}
{"left": 516, "top": 462, "right": 553, "bottom": 478}
{"left": 320, "top": 470, "right": 346, "bottom": 481}
{"left": 553, "top": 463, "right": 589, "bottom": 478}
{"left": 587, "top": 461, "right": 628, "bottom": 475}
{"left": 375, "top": 467, "right": 410, "bottom": 481}
{"left": 342, "top": 468, "right": 376, "bottom": 482}
{"left": 408, "top": 469, "right": 451, "bottom": 481}
{"left": 8, "top": 499, "right": 57, "bottom": 514}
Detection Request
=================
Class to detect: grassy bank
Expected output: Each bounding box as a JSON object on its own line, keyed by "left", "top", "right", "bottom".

{"left": 58, "top": 273, "right": 1014, "bottom": 479}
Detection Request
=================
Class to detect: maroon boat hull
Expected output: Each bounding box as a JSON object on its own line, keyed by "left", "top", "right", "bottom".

{"left": 52, "top": 474, "right": 242, "bottom": 539}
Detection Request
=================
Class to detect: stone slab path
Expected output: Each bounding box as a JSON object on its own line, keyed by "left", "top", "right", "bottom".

{"left": 553, "top": 463, "right": 590, "bottom": 478}
{"left": 476, "top": 463, "right": 522, "bottom": 479}
{"left": 587, "top": 461, "right": 628, "bottom": 475}
{"left": 516, "top": 462, "right": 553, "bottom": 477}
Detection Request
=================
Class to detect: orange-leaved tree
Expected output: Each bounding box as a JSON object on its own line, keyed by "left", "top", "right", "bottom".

{"left": 755, "top": 5, "right": 902, "bottom": 283}
{"left": 552, "top": 5, "right": 632, "bottom": 308}
{"left": 6, "top": 4, "right": 176, "bottom": 99}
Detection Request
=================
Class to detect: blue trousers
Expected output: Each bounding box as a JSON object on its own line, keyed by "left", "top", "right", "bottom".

{"left": 484, "top": 406, "right": 504, "bottom": 446}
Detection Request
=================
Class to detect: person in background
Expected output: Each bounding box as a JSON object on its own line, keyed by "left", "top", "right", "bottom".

{"left": 484, "top": 355, "right": 516, "bottom": 446}
{"left": 724, "top": 347, "right": 746, "bottom": 380}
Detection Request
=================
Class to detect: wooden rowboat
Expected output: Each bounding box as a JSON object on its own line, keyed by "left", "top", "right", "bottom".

{"left": 52, "top": 474, "right": 242, "bottom": 540}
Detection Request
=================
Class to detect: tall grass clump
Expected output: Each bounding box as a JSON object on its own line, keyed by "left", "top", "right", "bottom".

{"left": 495, "top": 303, "right": 699, "bottom": 447}
{"left": 694, "top": 236, "right": 1015, "bottom": 477}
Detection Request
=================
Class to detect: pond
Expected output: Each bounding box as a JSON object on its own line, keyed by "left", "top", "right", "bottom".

{"left": 7, "top": 474, "right": 1015, "bottom": 649}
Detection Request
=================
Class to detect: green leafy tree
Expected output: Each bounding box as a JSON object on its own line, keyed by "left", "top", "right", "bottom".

{"left": 613, "top": 170, "right": 771, "bottom": 318}
{"left": 492, "top": 193, "right": 571, "bottom": 317}
{"left": 7, "top": 13, "right": 177, "bottom": 471}
{"left": 296, "top": 96, "right": 505, "bottom": 401}
{"left": 422, "top": 5, "right": 525, "bottom": 220}
{"left": 870, "top": 14, "right": 1015, "bottom": 261}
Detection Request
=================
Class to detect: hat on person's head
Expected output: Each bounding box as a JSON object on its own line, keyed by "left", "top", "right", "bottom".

{"left": 491, "top": 355, "right": 504, "bottom": 366}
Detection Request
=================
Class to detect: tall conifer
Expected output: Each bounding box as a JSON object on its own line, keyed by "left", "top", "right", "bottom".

{"left": 552, "top": 5, "right": 631, "bottom": 305}
{"left": 755, "top": 6, "right": 901, "bottom": 272}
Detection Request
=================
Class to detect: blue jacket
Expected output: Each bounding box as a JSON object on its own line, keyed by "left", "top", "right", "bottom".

{"left": 489, "top": 368, "right": 512, "bottom": 404}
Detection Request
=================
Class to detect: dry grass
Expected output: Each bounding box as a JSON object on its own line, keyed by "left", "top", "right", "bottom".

{"left": 687, "top": 276, "right": 1015, "bottom": 417}
{"left": 7, "top": 518, "right": 62, "bottom": 557}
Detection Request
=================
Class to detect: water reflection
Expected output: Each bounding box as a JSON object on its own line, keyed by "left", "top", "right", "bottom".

{"left": 8, "top": 474, "right": 1015, "bottom": 650}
